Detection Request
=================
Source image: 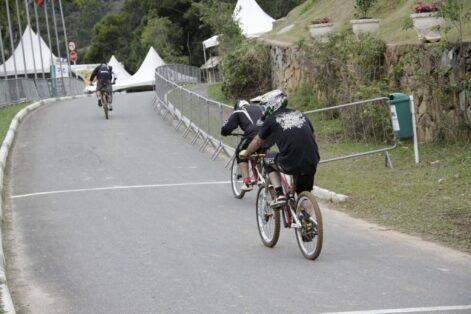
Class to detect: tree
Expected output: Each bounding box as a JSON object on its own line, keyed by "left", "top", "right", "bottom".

{"left": 140, "top": 15, "right": 183, "bottom": 63}
{"left": 84, "top": 13, "right": 132, "bottom": 64}
{"left": 193, "top": 0, "right": 243, "bottom": 56}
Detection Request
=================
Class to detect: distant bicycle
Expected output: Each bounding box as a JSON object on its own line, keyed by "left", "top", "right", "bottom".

{"left": 254, "top": 154, "right": 323, "bottom": 260}
{"left": 98, "top": 81, "right": 113, "bottom": 120}
{"left": 228, "top": 134, "right": 266, "bottom": 199}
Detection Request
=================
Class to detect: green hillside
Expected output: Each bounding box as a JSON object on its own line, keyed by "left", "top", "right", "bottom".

{"left": 264, "top": 0, "right": 471, "bottom": 44}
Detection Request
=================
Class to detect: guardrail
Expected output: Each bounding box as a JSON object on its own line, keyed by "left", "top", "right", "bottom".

{"left": 154, "top": 64, "right": 397, "bottom": 167}
{"left": 0, "top": 77, "right": 84, "bottom": 108}
{"left": 304, "top": 97, "right": 397, "bottom": 167}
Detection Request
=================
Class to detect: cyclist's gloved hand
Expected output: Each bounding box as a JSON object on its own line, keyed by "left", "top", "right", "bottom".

{"left": 239, "top": 150, "right": 249, "bottom": 160}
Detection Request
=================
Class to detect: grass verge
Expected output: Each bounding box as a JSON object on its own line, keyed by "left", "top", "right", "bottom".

{"left": 207, "top": 83, "right": 236, "bottom": 105}
{"left": 0, "top": 103, "right": 28, "bottom": 143}
{"left": 317, "top": 141, "right": 471, "bottom": 253}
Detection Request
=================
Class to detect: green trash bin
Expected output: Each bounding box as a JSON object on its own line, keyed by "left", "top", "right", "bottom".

{"left": 389, "top": 93, "right": 413, "bottom": 140}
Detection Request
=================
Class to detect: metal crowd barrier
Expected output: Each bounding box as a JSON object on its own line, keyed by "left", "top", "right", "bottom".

{"left": 153, "top": 64, "right": 397, "bottom": 167}
{"left": 0, "top": 77, "right": 84, "bottom": 108}
{"left": 304, "top": 97, "right": 397, "bottom": 167}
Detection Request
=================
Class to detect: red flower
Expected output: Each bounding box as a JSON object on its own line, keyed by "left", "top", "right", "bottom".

{"left": 415, "top": 1, "right": 440, "bottom": 13}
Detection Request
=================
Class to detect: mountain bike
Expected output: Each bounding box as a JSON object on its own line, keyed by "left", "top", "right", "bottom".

{"left": 254, "top": 154, "right": 323, "bottom": 260}
{"left": 101, "top": 90, "right": 110, "bottom": 119}
{"left": 100, "top": 84, "right": 113, "bottom": 120}
{"left": 227, "top": 134, "right": 266, "bottom": 199}
{"left": 95, "top": 80, "right": 113, "bottom": 120}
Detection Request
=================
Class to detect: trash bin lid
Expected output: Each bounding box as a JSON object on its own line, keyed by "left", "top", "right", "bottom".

{"left": 389, "top": 92, "right": 410, "bottom": 103}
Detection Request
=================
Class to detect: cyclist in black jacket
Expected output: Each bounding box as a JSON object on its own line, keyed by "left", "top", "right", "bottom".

{"left": 90, "top": 63, "right": 115, "bottom": 110}
{"left": 240, "top": 90, "right": 320, "bottom": 208}
{"left": 221, "top": 100, "right": 264, "bottom": 191}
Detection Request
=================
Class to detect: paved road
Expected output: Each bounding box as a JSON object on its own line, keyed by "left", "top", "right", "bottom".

{"left": 4, "top": 92, "right": 471, "bottom": 313}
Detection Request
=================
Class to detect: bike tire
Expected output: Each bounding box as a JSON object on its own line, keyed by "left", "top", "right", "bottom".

{"left": 256, "top": 185, "right": 280, "bottom": 247}
{"left": 230, "top": 158, "right": 245, "bottom": 199}
{"left": 294, "top": 191, "right": 323, "bottom": 260}
{"left": 102, "top": 94, "right": 109, "bottom": 120}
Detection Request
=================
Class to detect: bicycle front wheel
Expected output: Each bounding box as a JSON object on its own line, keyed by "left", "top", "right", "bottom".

{"left": 256, "top": 185, "right": 280, "bottom": 247}
{"left": 102, "top": 94, "right": 109, "bottom": 119}
{"left": 230, "top": 158, "right": 245, "bottom": 199}
{"left": 295, "top": 191, "right": 323, "bottom": 260}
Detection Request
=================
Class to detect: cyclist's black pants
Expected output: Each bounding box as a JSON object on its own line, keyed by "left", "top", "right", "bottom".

{"left": 264, "top": 152, "right": 316, "bottom": 195}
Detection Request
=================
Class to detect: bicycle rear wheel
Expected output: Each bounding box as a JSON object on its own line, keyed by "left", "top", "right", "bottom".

{"left": 295, "top": 191, "right": 323, "bottom": 260}
{"left": 102, "top": 94, "right": 109, "bottom": 119}
{"left": 256, "top": 185, "right": 280, "bottom": 247}
{"left": 230, "top": 158, "right": 245, "bottom": 199}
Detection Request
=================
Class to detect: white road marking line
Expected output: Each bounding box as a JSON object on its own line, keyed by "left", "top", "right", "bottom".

{"left": 11, "top": 181, "right": 231, "bottom": 199}
{"left": 321, "top": 305, "right": 471, "bottom": 314}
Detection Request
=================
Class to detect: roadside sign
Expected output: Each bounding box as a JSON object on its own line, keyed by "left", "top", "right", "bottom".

{"left": 70, "top": 50, "right": 78, "bottom": 63}
{"left": 68, "top": 41, "right": 76, "bottom": 51}
{"left": 55, "top": 58, "right": 69, "bottom": 77}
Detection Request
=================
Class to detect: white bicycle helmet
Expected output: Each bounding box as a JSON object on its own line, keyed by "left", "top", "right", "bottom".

{"left": 259, "top": 90, "right": 288, "bottom": 116}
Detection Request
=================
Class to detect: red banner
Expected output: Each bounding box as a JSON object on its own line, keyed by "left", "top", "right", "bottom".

{"left": 37, "top": 0, "right": 44, "bottom": 7}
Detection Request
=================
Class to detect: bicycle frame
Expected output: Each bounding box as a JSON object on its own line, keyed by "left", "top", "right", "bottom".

{"left": 227, "top": 152, "right": 265, "bottom": 186}
{"left": 249, "top": 155, "right": 265, "bottom": 186}
{"left": 277, "top": 173, "right": 302, "bottom": 229}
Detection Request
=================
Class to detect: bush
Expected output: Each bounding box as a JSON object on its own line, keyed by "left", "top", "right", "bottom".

{"left": 220, "top": 42, "right": 272, "bottom": 99}
{"left": 354, "top": 0, "right": 378, "bottom": 19}
{"left": 301, "top": 31, "right": 390, "bottom": 142}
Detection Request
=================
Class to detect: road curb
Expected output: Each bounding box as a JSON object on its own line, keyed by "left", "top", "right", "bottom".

{"left": 313, "top": 186, "right": 348, "bottom": 203}
{"left": 0, "top": 94, "right": 91, "bottom": 314}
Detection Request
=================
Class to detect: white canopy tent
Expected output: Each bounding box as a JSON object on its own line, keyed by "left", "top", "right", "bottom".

{"left": 203, "top": 0, "right": 275, "bottom": 47}
{"left": 203, "top": 35, "right": 220, "bottom": 50}
{"left": 0, "top": 25, "right": 57, "bottom": 77}
{"left": 234, "top": 0, "right": 275, "bottom": 38}
{"left": 113, "top": 47, "right": 165, "bottom": 91}
{"left": 201, "top": 0, "right": 274, "bottom": 80}
{"left": 108, "top": 55, "right": 131, "bottom": 85}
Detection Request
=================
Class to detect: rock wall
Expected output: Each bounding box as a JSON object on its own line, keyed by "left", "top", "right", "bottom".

{"left": 262, "top": 39, "right": 471, "bottom": 142}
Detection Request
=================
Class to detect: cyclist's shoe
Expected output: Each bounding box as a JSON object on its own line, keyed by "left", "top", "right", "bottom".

{"left": 241, "top": 182, "right": 252, "bottom": 191}
{"left": 270, "top": 195, "right": 287, "bottom": 208}
{"left": 98, "top": 99, "right": 102, "bottom": 107}
{"left": 108, "top": 104, "right": 113, "bottom": 111}
{"left": 241, "top": 178, "right": 253, "bottom": 191}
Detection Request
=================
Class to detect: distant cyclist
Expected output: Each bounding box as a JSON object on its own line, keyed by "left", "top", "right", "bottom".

{"left": 90, "top": 63, "right": 115, "bottom": 110}
{"left": 221, "top": 100, "right": 264, "bottom": 191}
{"left": 240, "top": 90, "right": 320, "bottom": 208}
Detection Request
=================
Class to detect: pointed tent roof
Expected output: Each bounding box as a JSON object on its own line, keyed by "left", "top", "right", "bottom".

{"left": 0, "top": 25, "right": 57, "bottom": 77}
{"left": 108, "top": 55, "right": 131, "bottom": 84}
{"left": 202, "top": 0, "right": 274, "bottom": 54}
{"left": 114, "top": 47, "right": 165, "bottom": 91}
{"left": 203, "top": 35, "right": 220, "bottom": 50}
{"left": 233, "top": 0, "right": 274, "bottom": 38}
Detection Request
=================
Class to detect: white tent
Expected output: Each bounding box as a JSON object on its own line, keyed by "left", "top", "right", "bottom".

{"left": 114, "top": 47, "right": 165, "bottom": 91}
{"left": 203, "top": 35, "right": 220, "bottom": 50}
{"left": 202, "top": 0, "right": 274, "bottom": 51}
{"left": 201, "top": 0, "right": 274, "bottom": 79}
{"left": 108, "top": 55, "right": 131, "bottom": 85}
{"left": 233, "top": 0, "right": 275, "bottom": 38}
{"left": 0, "top": 25, "right": 57, "bottom": 77}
